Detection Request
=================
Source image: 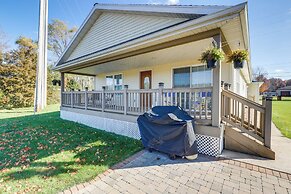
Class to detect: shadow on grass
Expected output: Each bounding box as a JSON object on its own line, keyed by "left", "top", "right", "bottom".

{"left": 0, "top": 111, "right": 142, "bottom": 180}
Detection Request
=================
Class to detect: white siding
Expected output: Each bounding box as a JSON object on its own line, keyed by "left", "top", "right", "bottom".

{"left": 94, "top": 61, "right": 213, "bottom": 90}
{"left": 66, "top": 12, "right": 187, "bottom": 61}
{"left": 233, "top": 69, "right": 247, "bottom": 98}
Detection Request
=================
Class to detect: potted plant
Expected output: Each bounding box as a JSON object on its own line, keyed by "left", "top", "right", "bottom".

{"left": 227, "top": 50, "right": 249, "bottom": 69}
{"left": 200, "top": 48, "right": 224, "bottom": 69}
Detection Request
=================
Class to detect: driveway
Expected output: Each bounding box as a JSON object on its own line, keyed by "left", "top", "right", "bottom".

{"left": 62, "top": 150, "right": 291, "bottom": 194}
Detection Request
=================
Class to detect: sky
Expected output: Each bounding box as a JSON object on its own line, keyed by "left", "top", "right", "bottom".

{"left": 0, "top": 0, "right": 290, "bottom": 80}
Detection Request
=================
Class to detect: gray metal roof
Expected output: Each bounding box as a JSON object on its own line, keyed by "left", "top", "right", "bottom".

{"left": 93, "top": 3, "right": 231, "bottom": 16}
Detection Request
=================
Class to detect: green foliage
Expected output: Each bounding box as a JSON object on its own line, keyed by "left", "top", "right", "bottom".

{"left": 0, "top": 105, "right": 142, "bottom": 193}
{"left": 47, "top": 65, "right": 61, "bottom": 104}
{"left": 200, "top": 47, "right": 224, "bottom": 63}
{"left": 65, "top": 78, "right": 80, "bottom": 91}
{"left": 227, "top": 50, "right": 249, "bottom": 63}
{"left": 0, "top": 37, "right": 60, "bottom": 109}
{"left": 0, "top": 37, "right": 37, "bottom": 109}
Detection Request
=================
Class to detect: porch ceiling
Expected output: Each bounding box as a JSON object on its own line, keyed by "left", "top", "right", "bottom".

{"left": 70, "top": 38, "right": 213, "bottom": 75}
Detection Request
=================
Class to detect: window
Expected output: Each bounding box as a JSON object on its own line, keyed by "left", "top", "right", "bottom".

{"left": 106, "top": 74, "right": 123, "bottom": 90}
{"left": 191, "top": 66, "right": 212, "bottom": 88}
{"left": 173, "top": 67, "right": 190, "bottom": 88}
{"left": 173, "top": 65, "right": 212, "bottom": 88}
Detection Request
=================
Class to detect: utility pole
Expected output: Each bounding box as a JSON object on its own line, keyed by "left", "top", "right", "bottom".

{"left": 34, "top": 0, "right": 48, "bottom": 113}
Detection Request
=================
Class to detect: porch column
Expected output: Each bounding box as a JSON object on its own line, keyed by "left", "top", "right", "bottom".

{"left": 212, "top": 34, "right": 222, "bottom": 127}
{"left": 61, "top": 72, "right": 65, "bottom": 107}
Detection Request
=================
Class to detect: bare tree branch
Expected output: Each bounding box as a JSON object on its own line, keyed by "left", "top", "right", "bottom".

{"left": 48, "top": 19, "right": 77, "bottom": 58}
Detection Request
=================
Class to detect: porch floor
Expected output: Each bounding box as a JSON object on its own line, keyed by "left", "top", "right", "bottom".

{"left": 220, "top": 123, "right": 291, "bottom": 174}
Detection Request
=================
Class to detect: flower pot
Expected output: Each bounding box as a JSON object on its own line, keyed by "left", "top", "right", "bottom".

{"left": 234, "top": 60, "right": 246, "bottom": 69}
{"left": 207, "top": 59, "right": 217, "bottom": 69}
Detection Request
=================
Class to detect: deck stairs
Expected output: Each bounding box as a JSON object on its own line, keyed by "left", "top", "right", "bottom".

{"left": 221, "top": 89, "right": 275, "bottom": 159}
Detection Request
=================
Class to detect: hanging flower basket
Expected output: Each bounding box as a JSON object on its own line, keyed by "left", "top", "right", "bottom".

{"left": 207, "top": 59, "right": 218, "bottom": 69}
{"left": 200, "top": 48, "right": 224, "bottom": 69}
{"left": 233, "top": 60, "right": 246, "bottom": 69}
{"left": 227, "top": 50, "right": 249, "bottom": 69}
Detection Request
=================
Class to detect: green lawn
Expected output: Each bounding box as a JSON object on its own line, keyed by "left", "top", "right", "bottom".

{"left": 0, "top": 105, "right": 142, "bottom": 193}
{"left": 272, "top": 97, "right": 291, "bottom": 138}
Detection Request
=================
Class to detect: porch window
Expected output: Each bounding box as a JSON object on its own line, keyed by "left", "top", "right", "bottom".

{"left": 191, "top": 65, "right": 212, "bottom": 88}
{"left": 106, "top": 74, "right": 123, "bottom": 90}
{"left": 173, "top": 65, "right": 212, "bottom": 88}
{"left": 173, "top": 67, "right": 190, "bottom": 88}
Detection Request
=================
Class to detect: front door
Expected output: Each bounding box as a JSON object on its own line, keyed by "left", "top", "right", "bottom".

{"left": 140, "top": 71, "right": 152, "bottom": 110}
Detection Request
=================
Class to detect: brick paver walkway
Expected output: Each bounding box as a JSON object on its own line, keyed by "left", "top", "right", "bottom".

{"left": 62, "top": 150, "right": 291, "bottom": 194}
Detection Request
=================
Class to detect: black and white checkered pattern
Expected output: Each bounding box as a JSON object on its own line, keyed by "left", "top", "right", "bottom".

{"left": 196, "top": 134, "right": 221, "bottom": 156}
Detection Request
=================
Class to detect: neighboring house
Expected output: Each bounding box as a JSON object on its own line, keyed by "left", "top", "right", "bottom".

{"left": 277, "top": 86, "right": 291, "bottom": 97}
{"left": 53, "top": 3, "right": 274, "bottom": 159}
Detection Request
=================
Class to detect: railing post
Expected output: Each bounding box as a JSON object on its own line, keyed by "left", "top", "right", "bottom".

{"left": 264, "top": 96, "right": 272, "bottom": 148}
{"left": 223, "top": 83, "right": 231, "bottom": 118}
{"left": 85, "top": 87, "right": 88, "bottom": 110}
{"left": 102, "top": 86, "right": 105, "bottom": 112}
{"left": 124, "top": 85, "right": 128, "bottom": 115}
{"left": 61, "top": 72, "right": 65, "bottom": 107}
{"left": 70, "top": 89, "right": 74, "bottom": 108}
{"left": 158, "top": 82, "right": 164, "bottom": 106}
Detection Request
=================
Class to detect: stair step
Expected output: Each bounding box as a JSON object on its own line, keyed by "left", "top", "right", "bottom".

{"left": 224, "top": 125, "right": 275, "bottom": 160}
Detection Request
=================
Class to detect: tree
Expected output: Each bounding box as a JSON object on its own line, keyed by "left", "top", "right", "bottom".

{"left": 48, "top": 19, "right": 94, "bottom": 92}
{"left": 286, "top": 79, "right": 291, "bottom": 86}
{"left": 48, "top": 19, "right": 77, "bottom": 57}
{"left": 268, "top": 78, "right": 286, "bottom": 92}
{"left": 253, "top": 67, "right": 268, "bottom": 82}
{"left": 0, "top": 37, "right": 37, "bottom": 108}
{"left": 259, "top": 82, "right": 269, "bottom": 93}
{"left": 65, "top": 77, "right": 80, "bottom": 91}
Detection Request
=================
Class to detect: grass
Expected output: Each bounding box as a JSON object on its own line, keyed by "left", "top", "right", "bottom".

{"left": 272, "top": 97, "right": 291, "bottom": 138}
{"left": 0, "top": 105, "right": 142, "bottom": 193}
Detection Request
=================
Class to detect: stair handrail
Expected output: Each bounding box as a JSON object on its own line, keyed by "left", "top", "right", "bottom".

{"left": 221, "top": 89, "right": 272, "bottom": 148}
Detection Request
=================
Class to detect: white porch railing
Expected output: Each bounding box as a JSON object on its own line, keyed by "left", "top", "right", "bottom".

{"left": 61, "top": 83, "right": 213, "bottom": 121}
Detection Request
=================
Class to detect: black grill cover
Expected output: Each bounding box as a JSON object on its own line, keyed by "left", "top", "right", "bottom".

{"left": 137, "top": 106, "right": 198, "bottom": 157}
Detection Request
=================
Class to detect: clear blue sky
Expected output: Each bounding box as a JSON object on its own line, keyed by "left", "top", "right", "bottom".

{"left": 0, "top": 0, "right": 290, "bottom": 79}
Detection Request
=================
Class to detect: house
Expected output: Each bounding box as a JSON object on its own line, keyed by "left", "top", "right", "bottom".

{"left": 276, "top": 86, "right": 291, "bottom": 98}
{"left": 53, "top": 3, "right": 274, "bottom": 159}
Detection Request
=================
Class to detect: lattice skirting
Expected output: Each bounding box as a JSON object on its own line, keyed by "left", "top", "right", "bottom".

{"left": 61, "top": 110, "right": 222, "bottom": 157}
{"left": 196, "top": 134, "right": 221, "bottom": 157}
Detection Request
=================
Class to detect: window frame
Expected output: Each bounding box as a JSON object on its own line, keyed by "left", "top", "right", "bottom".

{"left": 105, "top": 73, "right": 123, "bottom": 90}
{"left": 172, "top": 64, "right": 213, "bottom": 88}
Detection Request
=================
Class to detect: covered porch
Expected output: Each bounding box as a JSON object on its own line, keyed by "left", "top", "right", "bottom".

{"left": 59, "top": 30, "right": 231, "bottom": 127}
